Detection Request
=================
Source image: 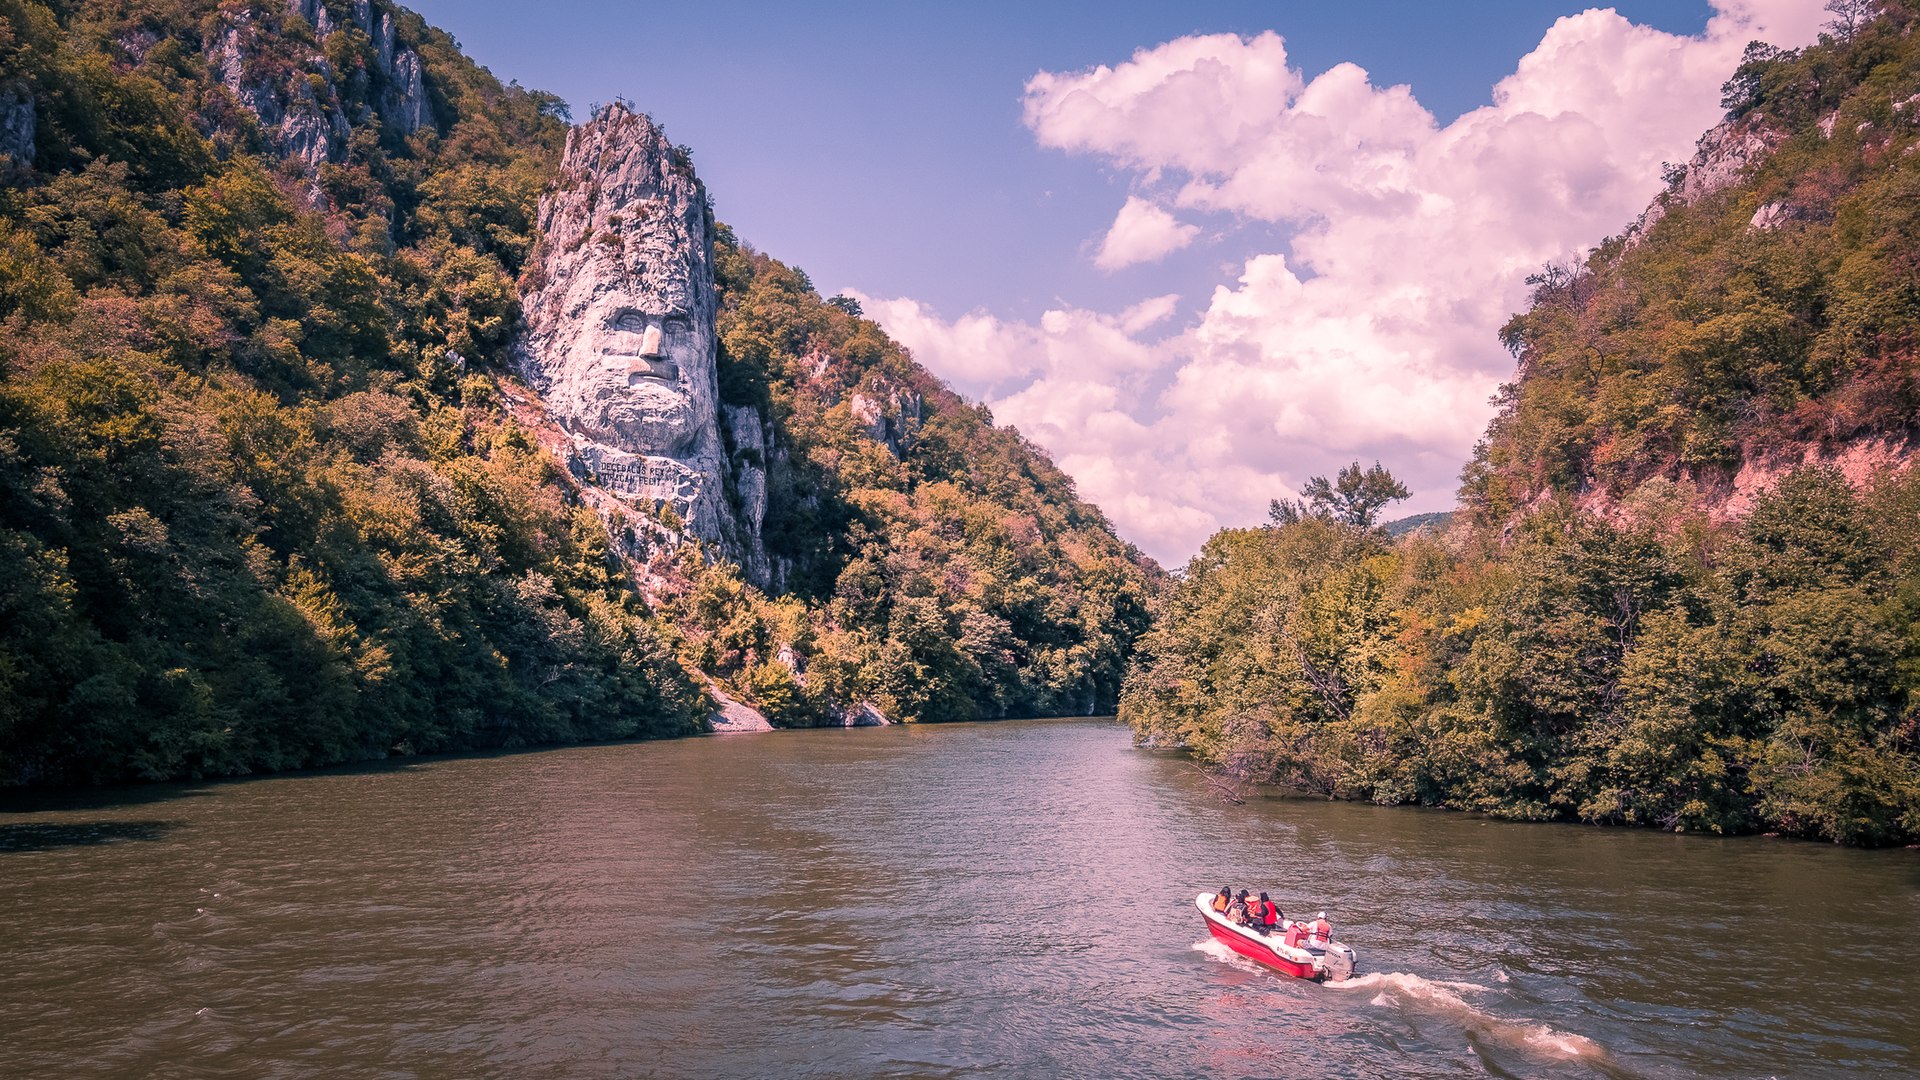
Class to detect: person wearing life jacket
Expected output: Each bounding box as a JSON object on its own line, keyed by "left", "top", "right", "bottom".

{"left": 1211, "top": 886, "right": 1232, "bottom": 915}
{"left": 1257, "top": 893, "right": 1281, "bottom": 934}
{"left": 1308, "top": 912, "right": 1332, "bottom": 943}
{"left": 1226, "top": 889, "right": 1251, "bottom": 924}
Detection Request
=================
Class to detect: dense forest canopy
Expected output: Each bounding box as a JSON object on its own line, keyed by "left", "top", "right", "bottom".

{"left": 0, "top": 0, "right": 1159, "bottom": 786}
{"left": 1123, "top": 4, "right": 1920, "bottom": 846}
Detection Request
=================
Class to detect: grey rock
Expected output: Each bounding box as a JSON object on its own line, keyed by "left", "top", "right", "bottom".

{"left": 209, "top": 12, "right": 342, "bottom": 197}
{"left": 382, "top": 48, "right": 434, "bottom": 135}
{"left": 838, "top": 702, "right": 893, "bottom": 727}
{"left": 723, "top": 404, "right": 771, "bottom": 582}
{"left": 0, "top": 85, "right": 32, "bottom": 172}
{"left": 708, "top": 686, "right": 774, "bottom": 733}
{"left": 213, "top": 20, "right": 283, "bottom": 126}
{"left": 516, "top": 105, "right": 737, "bottom": 548}
{"left": 1749, "top": 200, "right": 1812, "bottom": 231}
{"left": 1677, "top": 119, "right": 1782, "bottom": 205}
{"left": 1626, "top": 117, "right": 1783, "bottom": 243}
{"left": 849, "top": 386, "right": 922, "bottom": 458}
{"left": 116, "top": 28, "right": 160, "bottom": 62}
{"left": 286, "top": 0, "right": 335, "bottom": 37}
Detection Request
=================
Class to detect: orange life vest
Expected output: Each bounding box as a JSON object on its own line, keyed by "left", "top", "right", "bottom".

{"left": 1212, "top": 894, "right": 1230, "bottom": 913}
{"left": 1309, "top": 917, "right": 1332, "bottom": 940}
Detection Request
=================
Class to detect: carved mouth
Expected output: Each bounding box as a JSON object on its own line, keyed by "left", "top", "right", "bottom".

{"left": 606, "top": 355, "right": 681, "bottom": 381}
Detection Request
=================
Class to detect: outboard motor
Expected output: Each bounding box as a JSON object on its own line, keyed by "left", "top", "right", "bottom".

{"left": 1320, "top": 941, "right": 1358, "bottom": 982}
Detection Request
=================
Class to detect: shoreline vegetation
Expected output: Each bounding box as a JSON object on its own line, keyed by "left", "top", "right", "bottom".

{"left": 1123, "top": 6, "right": 1920, "bottom": 847}
{"left": 1124, "top": 466, "right": 1920, "bottom": 847}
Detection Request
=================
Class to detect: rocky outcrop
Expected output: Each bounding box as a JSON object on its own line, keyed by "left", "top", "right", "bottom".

{"left": 0, "top": 85, "right": 32, "bottom": 174}
{"left": 836, "top": 702, "right": 893, "bottom": 727}
{"left": 723, "top": 404, "right": 773, "bottom": 583}
{"left": 514, "top": 104, "right": 769, "bottom": 577}
{"left": 1627, "top": 116, "right": 1784, "bottom": 242}
{"left": 1712, "top": 432, "right": 1918, "bottom": 521}
{"left": 1567, "top": 430, "right": 1919, "bottom": 529}
{"left": 382, "top": 48, "right": 432, "bottom": 135}
{"left": 849, "top": 385, "right": 922, "bottom": 458}
{"left": 206, "top": 0, "right": 436, "bottom": 202}
{"left": 708, "top": 686, "right": 774, "bottom": 733}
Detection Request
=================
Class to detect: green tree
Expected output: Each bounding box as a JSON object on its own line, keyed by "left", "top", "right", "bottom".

{"left": 1270, "top": 461, "right": 1412, "bottom": 528}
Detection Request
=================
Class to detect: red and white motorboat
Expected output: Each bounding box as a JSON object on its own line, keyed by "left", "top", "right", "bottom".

{"left": 1195, "top": 893, "right": 1358, "bottom": 982}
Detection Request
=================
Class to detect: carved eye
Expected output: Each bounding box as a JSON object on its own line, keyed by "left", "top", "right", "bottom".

{"left": 611, "top": 312, "right": 650, "bottom": 333}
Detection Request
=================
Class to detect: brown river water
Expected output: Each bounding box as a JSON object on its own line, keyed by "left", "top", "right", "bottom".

{"left": 2, "top": 717, "right": 1917, "bottom": 1079}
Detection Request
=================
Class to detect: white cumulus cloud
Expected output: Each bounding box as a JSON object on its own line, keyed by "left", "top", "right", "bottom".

{"left": 1093, "top": 196, "right": 1201, "bottom": 270}
{"left": 870, "top": 1, "right": 1827, "bottom": 565}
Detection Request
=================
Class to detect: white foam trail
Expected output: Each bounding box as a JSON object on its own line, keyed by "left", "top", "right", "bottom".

{"left": 1332, "top": 971, "right": 1606, "bottom": 1064}
{"left": 1329, "top": 971, "right": 1490, "bottom": 998}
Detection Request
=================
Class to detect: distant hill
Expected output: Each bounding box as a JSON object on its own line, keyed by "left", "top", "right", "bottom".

{"left": 1381, "top": 511, "right": 1453, "bottom": 538}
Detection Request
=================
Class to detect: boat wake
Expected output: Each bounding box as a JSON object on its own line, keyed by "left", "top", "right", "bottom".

{"left": 1329, "top": 971, "right": 1607, "bottom": 1064}
{"left": 1194, "top": 940, "right": 1608, "bottom": 1068}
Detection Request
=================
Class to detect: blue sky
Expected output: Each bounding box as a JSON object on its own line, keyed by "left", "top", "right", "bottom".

{"left": 409, "top": 0, "right": 1714, "bottom": 316}
{"left": 405, "top": 0, "right": 1825, "bottom": 564}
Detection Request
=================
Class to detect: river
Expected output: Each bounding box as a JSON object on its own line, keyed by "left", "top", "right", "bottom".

{"left": 2, "top": 717, "right": 1916, "bottom": 1078}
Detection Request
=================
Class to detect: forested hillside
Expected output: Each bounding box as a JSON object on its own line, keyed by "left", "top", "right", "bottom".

{"left": 1464, "top": 3, "right": 1919, "bottom": 516}
{"left": 1122, "top": 5, "right": 1920, "bottom": 846}
{"left": 0, "top": 0, "right": 1158, "bottom": 786}
{"left": 648, "top": 234, "right": 1157, "bottom": 727}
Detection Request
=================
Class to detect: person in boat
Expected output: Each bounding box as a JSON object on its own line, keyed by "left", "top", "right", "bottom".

{"left": 1226, "top": 889, "right": 1251, "bottom": 924}
{"left": 1308, "top": 912, "right": 1332, "bottom": 943}
{"left": 1211, "top": 886, "right": 1232, "bottom": 914}
{"left": 1256, "top": 892, "right": 1281, "bottom": 935}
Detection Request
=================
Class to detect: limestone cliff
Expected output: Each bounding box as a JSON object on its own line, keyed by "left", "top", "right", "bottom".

{"left": 207, "top": 0, "right": 435, "bottom": 203}
{"left": 513, "top": 105, "right": 770, "bottom": 582}
{"left": 0, "top": 83, "right": 32, "bottom": 175}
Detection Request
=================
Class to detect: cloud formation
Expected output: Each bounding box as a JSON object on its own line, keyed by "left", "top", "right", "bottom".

{"left": 869, "top": 1, "right": 1827, "bottom": 565}
{"left": 1093, "top": 196, "right": 1202, "bottom": 270}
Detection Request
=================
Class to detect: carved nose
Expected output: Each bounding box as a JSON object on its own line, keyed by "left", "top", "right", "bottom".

{"left": 639, "top": 324, "right": 664, "bottom": 357}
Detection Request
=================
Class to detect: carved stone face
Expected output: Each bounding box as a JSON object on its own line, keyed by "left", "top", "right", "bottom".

{"left": 515, "top": 105, "right": 730, "bottom": 540}
{"left": 563, "top": 287, "right": 704, "bottom": 456}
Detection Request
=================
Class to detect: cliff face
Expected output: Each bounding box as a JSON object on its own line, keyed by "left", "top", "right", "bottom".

{"left": 512, "top": 105, "right": 770, "bottom": 583}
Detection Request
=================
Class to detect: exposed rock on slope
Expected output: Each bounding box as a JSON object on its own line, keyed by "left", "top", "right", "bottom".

{"left": 0, "top": 84, "right": 32, "bottom": 173}
{"left": 207, "top": 0, "right": 436, "bottom": 200}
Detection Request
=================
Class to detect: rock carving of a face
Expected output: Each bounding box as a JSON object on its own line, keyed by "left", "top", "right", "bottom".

{"left": 565, "top": 288, "right": 702, "bottom": 456}
{"left": 518, "top": 106, "right": 720, "bottom": 467}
